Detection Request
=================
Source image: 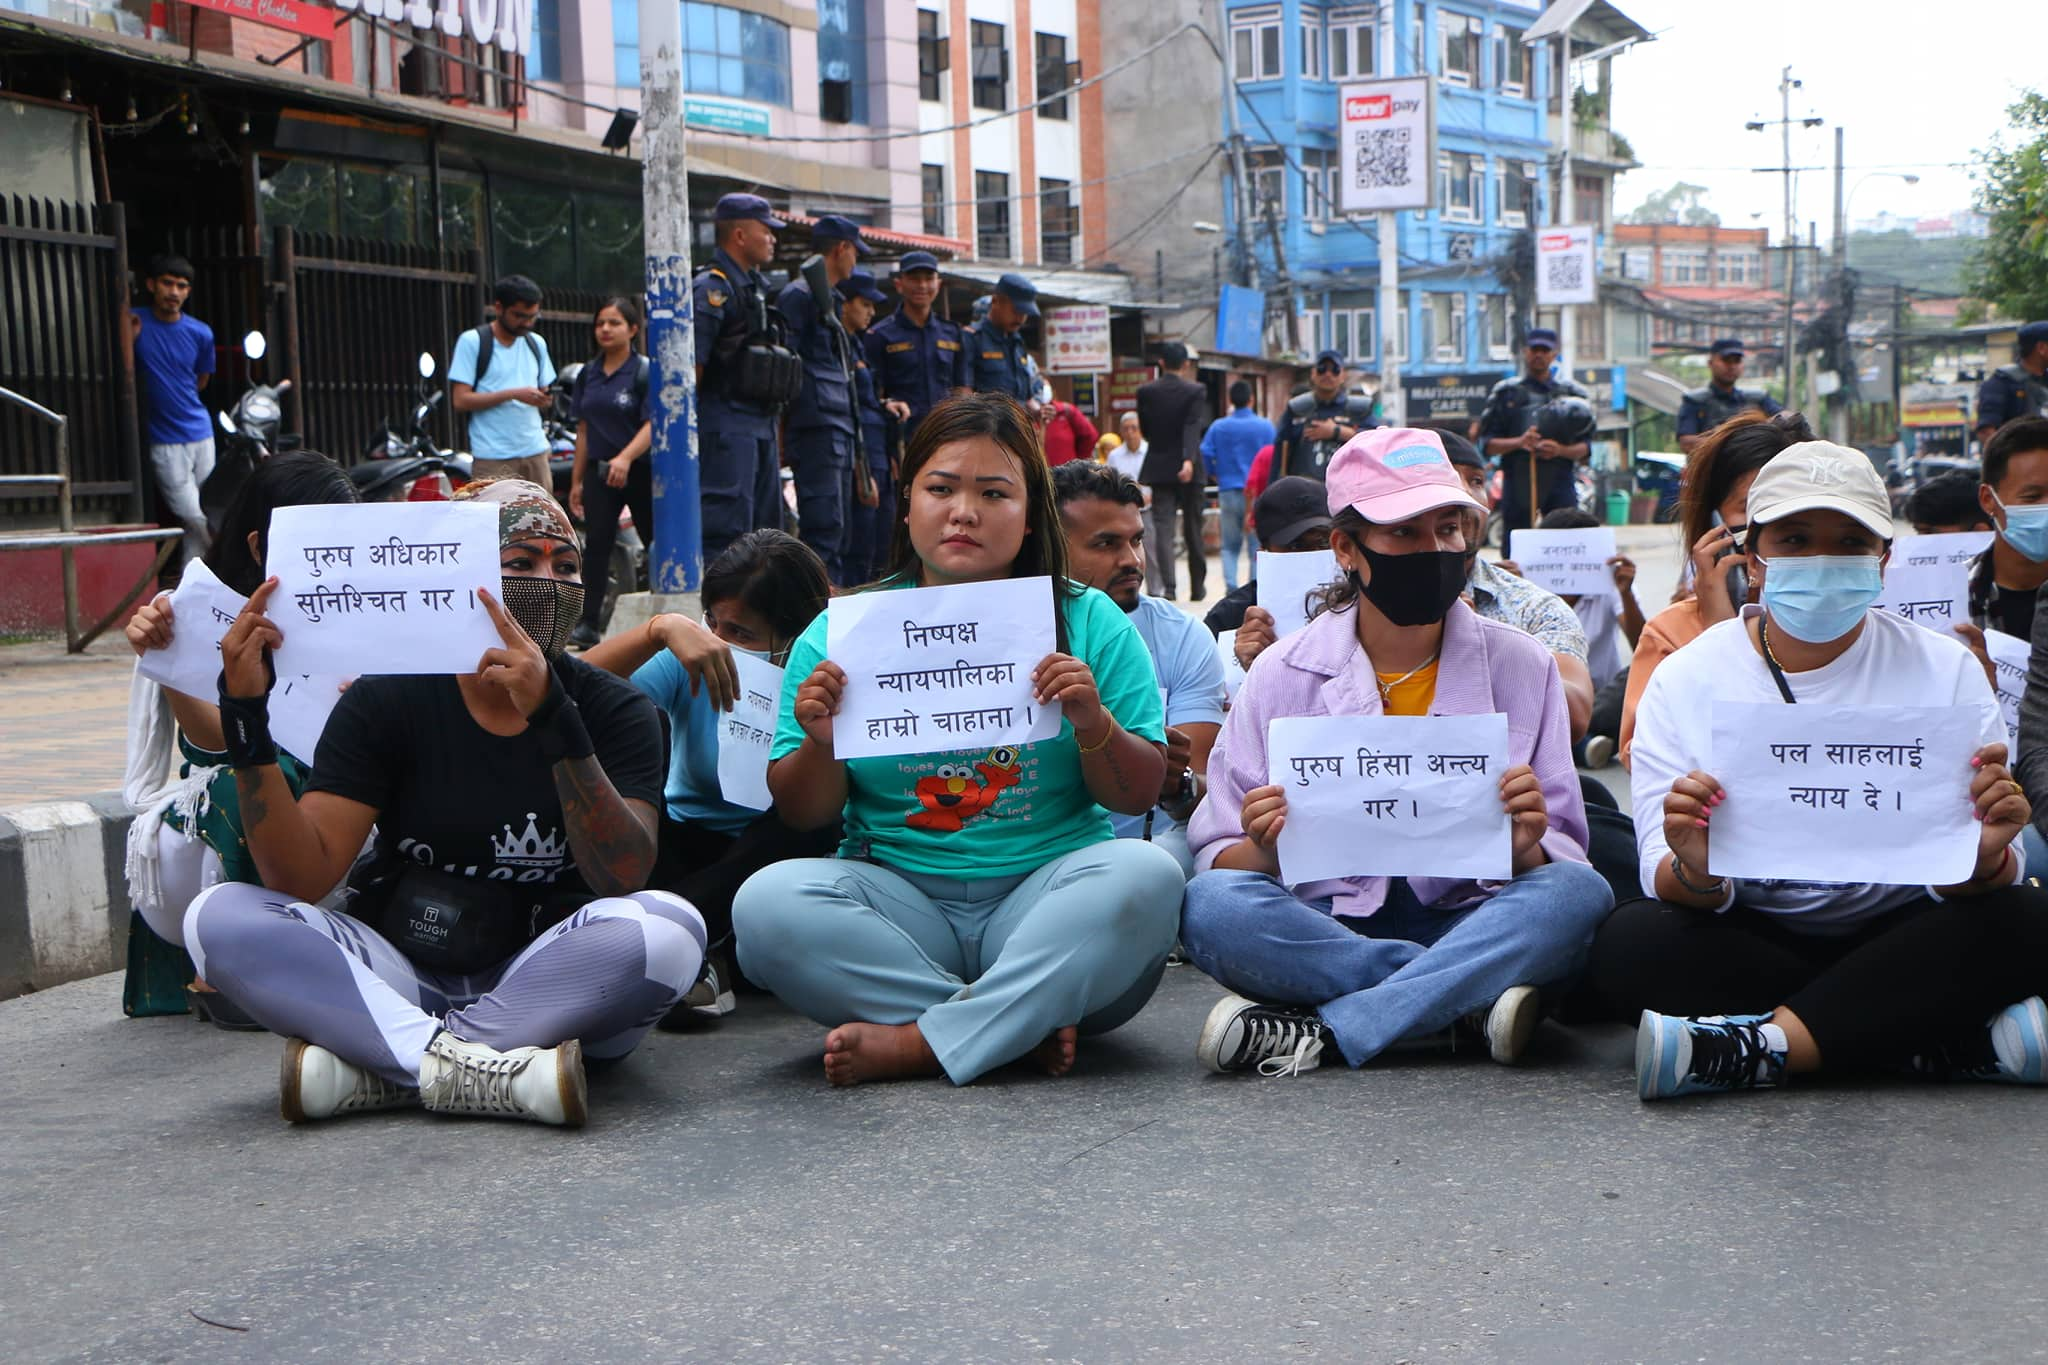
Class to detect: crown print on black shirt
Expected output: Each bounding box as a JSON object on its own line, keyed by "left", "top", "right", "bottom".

{"left": 492, "top": 813, "right": 569, "bottom": 867}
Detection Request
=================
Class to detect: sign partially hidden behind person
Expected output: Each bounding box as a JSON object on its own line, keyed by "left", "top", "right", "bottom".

{"left": 1256, "top": 549, "right": 1342, "bottom": 638}
{"left": 1872, "top": 555, "right": 1971, "bottom": 634}
{"left": 1892, "top": 531, "right": 1995, "bottom": 568}
{"left": 1269, "top": 713, "right": 1511, "bottom": 883}
{"left": 1508, "top": 527, "right": 1618, "bottom": 599}
{"left": 1706, "top": 701, "right": 1981, "bottom": 885}
{"left": 716, "top": 649, "right": 785, "bottom": 811}
{"left": 267, "top": 502, "right": 501, "bottom": 676}
{"left": 270, "top": 673, "right": 349, "bottom": 764}
{"left": 134, "top": 559, "right": 247, "bottom": 701}
{"left": 1044, "top": 305, "right": 1112, "bottom": 374}
{"left": 1984, "top": 629, "right": 2029, "bottom": 734}
{"left": 826, "top": 577, "right": 1063, "bottom": 760}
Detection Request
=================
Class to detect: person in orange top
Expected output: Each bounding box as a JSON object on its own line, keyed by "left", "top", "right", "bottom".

{"left": 1618, "top": 411, "right": 1815, "bottom": 766}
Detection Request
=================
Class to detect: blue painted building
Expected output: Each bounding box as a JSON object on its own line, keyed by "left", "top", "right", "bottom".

{"left": 1220, "top": 0, "right": 1622, "bottom": 399}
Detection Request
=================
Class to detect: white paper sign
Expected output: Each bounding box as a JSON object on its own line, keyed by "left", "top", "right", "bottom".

{"left": 1706, "top": 701, "right": 1980, "bottom": 885}
{"left": 1893, "top": 531, "right": 1994, "bottom": 569}
{"left": 1268, "top": 713, "right": 1512, "bottom": 883}
{"left": 1217, "top": 630, "right": 1247, "bottom": 703}
{"left": 1257, "top": 549, "right": 1342, "bottom": 639}
{"left": 1984, "top": 629, "right": 2030, "bottom": 735}
{"left": 716, "top": 649, "right": 785, "bottom": 812}
{"left": 825, "top": 577, "right": 1062, "bottom": 760}
{"left": 1872, "top": 556, "right": 1971, "bottom": 634}
{"left": 270, "top": 673, "right": 350, "bottom": 764}
{"left": 1508, "top": 528, "right": 1619, "bottom": 599}
{"left": 267, "top": 502, "right": 501, "bottom": 676}
{"left": 134, "top": 559, "right": 247, "bottom": 701}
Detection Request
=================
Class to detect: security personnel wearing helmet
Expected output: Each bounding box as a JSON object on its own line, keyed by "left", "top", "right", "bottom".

{"left": 1476, "top": 327, "right": 1590, "bottom": 534}
{"left": 1676, "top": 338, "right": 1782, "bottom": 454}
{"left": 1974, "top": 321, "right": 2048, "bottom": 446}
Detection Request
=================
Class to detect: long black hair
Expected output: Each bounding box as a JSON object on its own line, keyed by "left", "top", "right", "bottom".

{"left": 591, "top": 295, "right": 644, "bottom": 358}
{"left": 702, "top": 529, "right": 830, "bottom": 652}
{"left": 1678, "top": 409, "right": 1816, "bottom": 551}
{"left": 204, "top": 451, "right": 358, "bottom": 595}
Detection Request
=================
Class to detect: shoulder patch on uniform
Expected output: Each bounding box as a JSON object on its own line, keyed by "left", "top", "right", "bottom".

{"left": 706, "top": 289, "right": 727, "bottom": 307}
{"left": 936, "top": 339, "right": 960, "bottom": 351}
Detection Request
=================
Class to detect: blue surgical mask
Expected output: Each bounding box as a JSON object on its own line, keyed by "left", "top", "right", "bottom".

{"left": 1757, "top": 554, "right": 1884, "bottom": 643}
{"left": 1993, "top": 493, "right": 2048, "bottom": 563}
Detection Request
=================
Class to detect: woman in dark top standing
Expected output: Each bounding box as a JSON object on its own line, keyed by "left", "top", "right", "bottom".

{"left": 184, "top": 479, "right": 706, "bottom": 1127}
{"left": 568, "top": 296, "right": 654, "bottom": 649}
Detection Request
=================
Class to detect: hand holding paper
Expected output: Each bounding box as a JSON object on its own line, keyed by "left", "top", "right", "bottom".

{"left": 716, "top": 650, "right": 786, "bottom": 811}
{"left": 132, "top": 559, "right": 249, "bottom": 701}
{"left": 1255, "top": 551, "right": 1341, "bottom": 639}
{"left": 220, "top": 579, "right": 285, "bottom": 701}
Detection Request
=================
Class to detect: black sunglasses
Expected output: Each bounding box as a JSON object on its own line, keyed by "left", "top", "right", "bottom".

{"left": 1314, "top": 361, "right": 1342, "bottom": 375}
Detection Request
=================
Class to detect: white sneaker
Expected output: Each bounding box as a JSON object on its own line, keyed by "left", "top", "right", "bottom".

{"left": 417, "top": 1032, "right": 587, "bottom": 1127}
{"left": 279, "top": 1037, "right": 421, "bottom": 1123}
{"left": 1582, "top": 735, "right": 1617, "bottom": 769}
{"left": 1481, "top": 985, "right": 1541, "bottom": 1065}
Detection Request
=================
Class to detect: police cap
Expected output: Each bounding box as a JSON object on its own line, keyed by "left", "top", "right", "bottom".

{"left": 1525, "top": 327, "right": 1559, "bottom": 350}
{"left": 2021, "top": 321, "right": 2048, "bottom": 351}
{"left": 895, "top": 250, "right": 941, "bottom": 275}
{"left": 1710, "top": 337, "right": 1746, "bottom": 358}
{"left": 713, "top": 193, "right": 784, "bottom": 228}
{"left": 996, "top": 272, "right": 1040, "bottom": 317}
{"left": 811, "top": 214, "right": 872, "bottom": 256}
{"left": 837, "top": 268, "right": 887, "bottom": 303}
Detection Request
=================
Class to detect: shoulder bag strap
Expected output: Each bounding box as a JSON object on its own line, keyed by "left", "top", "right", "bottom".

{"left": 1757, "top": 613, "right": 1797, "bottom": 704}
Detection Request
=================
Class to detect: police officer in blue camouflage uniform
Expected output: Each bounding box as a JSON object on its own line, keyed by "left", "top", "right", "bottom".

{"left": 1476, "top": 326, "right": 1590, "bottom": 534}
{"left": 694, "top": 193, "right": 794, "bottom": 563}
{"left": 1676, "top": 337, "right": 1782, "bottom": 454}
{"left": 776, "top": 214, "right": 867, "bottom": 584}
{"left": 864, "top": 250, "right": 969, "bottom": 440}
{"left": 839, "top": 267, "right": 906, "bottom": 583}
{"left": 1975, "top": 321, "right": 2048, "bottom": 446}
{"left": 968, "top": 273, "right": 1038, "bottom": 401}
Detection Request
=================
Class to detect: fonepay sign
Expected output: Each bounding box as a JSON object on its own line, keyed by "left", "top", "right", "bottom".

{"left": 1343, "top": 93, "right": 1422, "bottom": 121}
{"left": 1337, "top": 76, "right": 1434, "bottom": 214}
{"left": 332, "top": 0, "right": 532, "bottom": 58}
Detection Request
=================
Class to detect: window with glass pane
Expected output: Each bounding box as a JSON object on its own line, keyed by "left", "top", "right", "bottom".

{"left": 976, "top": 170, "right": 1011, "bottom": 259}
{"left": 970, "top": 21, "right": 1007, "bottom": 110}
{"left": 1498, "top": 25, "right": 1525, "bottom": 93}
{"left": 1329, "top": 8, "right": 1374, "bottom": 80}
{"left": 342, "top": 168, "right": 417, "bottom": 245}
{"left": 922, "top": 164, "right": 947, "bottom": 237}
{"left": 260, "top": 159, "right": 339, "bottom": 238}
{"left": 1249, "top": 148, "right": 1285, "bottom": 216}
{"left": 1428, "top": 294, "right": 1457, "bottom": 359}
{"left": 1439, "top": 153, "right": 1477, "bottom": 222}
{"left": 492, "top": 180, "right": 576, "bottom": 288}
{"left": 1040, "top": 178, "right": 1076, "bottom": 263}
{"left": 1331, "top": 309, "right": 1352, "bottom": 360}
{"left": 1229, "top": 7, "right": 1281, "bottom": 81}
{"left": 1485, "top": 294, "right": 1510, "bottom": 357}
{"left": 1035, "top": 32, "right": 1070, "bottom": 119}
{"left": 529, "top": 0, "right": 561, "bottom": 82}
{"left": 1302, "top": 148, "right": 1335, "bottom": 218}
{"left": 918, "top": 9, "right": 946, "bottom": 101}
{"left": 675, "top": 3, "right": 791, "bottom": 107}
{"left": 818, "top": 0, "right": 868, "bottom": 124}
{"left": 613, "top": 0, "right": 640, "bottom": 87}
{"left": 1394, "top": 305, "right": 1408, "bottom": 360}
{"left": 1500, "top": 161, "right": 1533, "bottom": 225}
{"left": 1449, "top": 294, "right": 1467, "bottom": 357}
{"left": 1300, "top": 13, "right": 1322, "bottom": 79}
{"left": 1573, "top": 173, "right": 1603, "bottom": 226}
{"left": 1441, "top": 12, "right": 1478, "bottom": 85}
{"left": 1355, "top": 305, "right": 1376, "bottom": 362}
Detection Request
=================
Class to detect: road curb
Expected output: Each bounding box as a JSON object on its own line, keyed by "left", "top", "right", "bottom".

{"left": 0, "top": 792, "right": 134, "bottom": 1000}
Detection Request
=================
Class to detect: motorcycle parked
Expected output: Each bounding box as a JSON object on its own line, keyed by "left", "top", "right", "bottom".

{"left": 353, "top": 351, "right": 471, "bottom": 503}
{"left": 201, "top": 329, "right": 293, "bottom": 532}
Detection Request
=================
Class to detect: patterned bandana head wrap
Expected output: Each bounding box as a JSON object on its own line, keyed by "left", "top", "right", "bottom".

{"left": 454, "top": 477, "right": 585, "bottom": 657}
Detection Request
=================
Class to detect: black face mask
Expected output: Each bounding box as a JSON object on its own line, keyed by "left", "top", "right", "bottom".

{"left": 498, "top": 575, "right": 585, "bottom": 659}
{"left": 1357, "top": 544, "right": 1468, "bottom": 627}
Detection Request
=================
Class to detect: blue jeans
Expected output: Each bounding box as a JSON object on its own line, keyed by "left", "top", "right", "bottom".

{"left": 733, "top": 840, "right": 1185, "bottom": 1083}
{"left": 1217, "top": 487, "right": 1255, "bottom": 592}
{"left": 1180, "top": 862, "right": 1614, "bottom": 1066}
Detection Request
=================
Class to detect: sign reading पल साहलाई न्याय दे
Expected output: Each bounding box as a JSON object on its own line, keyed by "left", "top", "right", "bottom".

{"left": 184, "top": 0, "right": 337, "bottom": 40}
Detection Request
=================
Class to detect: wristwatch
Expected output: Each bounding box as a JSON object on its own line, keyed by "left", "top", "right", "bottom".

{"left": 1172, "top": 767, "right": 1196, "bottom": 806}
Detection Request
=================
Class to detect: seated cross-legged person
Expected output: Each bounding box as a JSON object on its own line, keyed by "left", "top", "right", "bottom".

{"left": 1595, "top": 443, "right": 2048, "bottom": 1100}
{"left": 1181, "top": 428, "right": 1615, "bottom": 1078}
{"left": 183, "top": 480, "right": 707, "bottom": 1127}
{"left": 731, "top": 393, "right": 1185, "bottom": 1086}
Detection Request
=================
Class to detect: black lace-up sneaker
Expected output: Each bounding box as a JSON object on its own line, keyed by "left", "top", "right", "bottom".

{"left": 1636, "top": 1010, "right": 1786, "bottom": 1100}
{"left": 1907, "top": 997, "right": 2048, "bottom": 1084}
{"left": 1196, "top": 994, "right": 1337, "bottom": 1077}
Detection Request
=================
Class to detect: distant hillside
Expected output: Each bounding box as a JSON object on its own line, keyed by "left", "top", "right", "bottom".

{"left": 1847, "top": 231, "right": 1977, "bottom": 294}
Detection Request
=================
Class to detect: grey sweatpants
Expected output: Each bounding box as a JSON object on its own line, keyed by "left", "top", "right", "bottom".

{"left": 186, "top": 882, "right": 706, "bottom": 1084}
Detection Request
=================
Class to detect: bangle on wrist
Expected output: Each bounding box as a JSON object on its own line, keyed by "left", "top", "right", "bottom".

{"left": 1669, "top": 850, "right": 1727, "bottom": 898}
{"left": 1981, "top": 844, "right": 2015, "bottom": 886}
{"left": 1076, "top": 718, "right": 1116, "bottom": 753}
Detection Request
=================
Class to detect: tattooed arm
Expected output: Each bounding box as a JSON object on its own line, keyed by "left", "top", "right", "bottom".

{"left": 551, "top": 759, "right": 659, "bottom": 895}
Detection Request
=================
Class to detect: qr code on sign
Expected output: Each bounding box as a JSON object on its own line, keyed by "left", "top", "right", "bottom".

{"left": 1545, "top": 252, "right": 1586, "bottom": 293}
{"left": 1353, "top": 128, "right": 1411, "bottom": 189}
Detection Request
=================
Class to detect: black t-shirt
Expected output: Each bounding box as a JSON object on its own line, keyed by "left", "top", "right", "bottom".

{"left": 309, "top": 654, "right": 665, "bottom": 919}
{"left": 1990, "top": 585, "right": 2038, "bottom": 643}
{"left": 1204, "top": 580, "right": 1259, "bottom": 636}
{"left": 571, "top": 354, "right": 651, "bottom": 467}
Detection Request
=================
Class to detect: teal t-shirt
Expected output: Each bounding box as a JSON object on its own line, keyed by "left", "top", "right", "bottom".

{"left": 771, "top": 579, "right": 1166, "bottom": 879}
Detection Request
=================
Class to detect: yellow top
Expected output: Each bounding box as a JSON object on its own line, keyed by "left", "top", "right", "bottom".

{"left": 1375, "top": 658, "right": 1440, "bottom": 717}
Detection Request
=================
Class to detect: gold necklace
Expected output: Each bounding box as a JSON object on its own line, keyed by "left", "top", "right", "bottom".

{"left": 1375, "top": 652, "right": 1439, "bottom": 701}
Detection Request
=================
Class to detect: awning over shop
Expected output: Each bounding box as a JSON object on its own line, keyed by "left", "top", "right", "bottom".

{"left": 939, "top": 263, "right": 1186, "bottom": 312}
{"left": 778, "top": 212, "right": 969, "bottom": 260}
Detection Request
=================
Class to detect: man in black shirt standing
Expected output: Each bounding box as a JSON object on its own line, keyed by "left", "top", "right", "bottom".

{"left": 1136, "top": 341, "right": 1209, "bottom": 600}
{"left": 1972, "top": 417, "right": 2048, "bottom": 642}
{"left": 1272, "top": 349, "right": 1374, "bottom": 482}
{"left": 1676, "top": 338, "right": 1782, "bottom": 454}
{"left": 1476, "top": 327, "right": 1589, "bottom": 536}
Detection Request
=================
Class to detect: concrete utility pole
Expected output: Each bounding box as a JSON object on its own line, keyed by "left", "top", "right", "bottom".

{"left": 1376, "top": 16, "right": 1401, "bottom": 424}
{"left": 1747, "top": 67, "right": 1821, "bottom": 412}
{"left": 1830, "top": 127, "right": 1849, "bottom": 442}
{"left": 640, "top": 0, "right": 701, "bottom": 597}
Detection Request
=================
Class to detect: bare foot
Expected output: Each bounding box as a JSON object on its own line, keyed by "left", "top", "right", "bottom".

{"left": 822, "top": 1022, "right": 943, "bottom": 1087}
{"left": 1031, "top": 1026, "right": 1079, "bottom": 1077}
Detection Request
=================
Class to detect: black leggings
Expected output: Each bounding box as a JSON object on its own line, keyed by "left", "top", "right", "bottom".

{"left": 580, "top": 459, "right": 655, "bottom": 630}
{"left": 1586, "top": 889, "right": 2048, "bottom": 1069}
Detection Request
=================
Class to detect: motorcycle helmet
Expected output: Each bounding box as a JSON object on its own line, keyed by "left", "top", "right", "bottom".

{"left": 554, "top": 361, "right": 584, "bottom": 391}
{"left": 1534, "top": 395, "right": 1596, "bottom": 445}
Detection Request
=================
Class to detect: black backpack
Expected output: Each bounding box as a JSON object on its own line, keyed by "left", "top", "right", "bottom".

{"left": 469, "top": 323, "right": 546, "bottom": 392}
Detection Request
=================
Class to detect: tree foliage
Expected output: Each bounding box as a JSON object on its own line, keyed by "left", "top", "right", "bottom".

{"left": 1622, "top": 182, "right": 1719, "bottom": 227}
{"left": 1965, "top": 90, "right": 2048, "bottom": 320}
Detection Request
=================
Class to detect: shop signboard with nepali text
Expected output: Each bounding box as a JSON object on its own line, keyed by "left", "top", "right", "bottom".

{"left": 185, "top": 0, "right": 337, "bottom": 39}
{"left": 1045, "top": 305, "right": 1112, "bottom": 374}
{"left": 330, "top": 0, "right": 532, "bottom": 59}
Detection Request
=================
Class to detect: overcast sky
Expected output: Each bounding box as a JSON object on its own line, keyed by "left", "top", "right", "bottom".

{"left": 1602, "top": 0, "right": 2028, "bottom": 242}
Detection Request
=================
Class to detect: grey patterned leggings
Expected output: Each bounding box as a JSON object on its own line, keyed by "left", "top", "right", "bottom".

{"left": 185, "top": 883, "right": 706, "bottom": 1084}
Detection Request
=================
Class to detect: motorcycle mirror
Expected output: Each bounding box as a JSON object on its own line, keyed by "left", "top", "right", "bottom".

{"left": 217, "top": 409, "right": 234, "bottom": 435}
{"left": 244, "top": 330, "right": 267, "bottom": 361}
{"left": 418, "top": 351, "right": 436, "bottom": 380}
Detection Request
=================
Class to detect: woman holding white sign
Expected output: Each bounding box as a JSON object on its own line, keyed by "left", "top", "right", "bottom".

{"left": 731, "top": 393, "right": 1183, "bottom": 1086}
{"left": 182, "top": 479, "right": 707, "bottom": 1127}
{"left": 1607, "top": 442, "right": 2048, "bottom": 1101}
{"left": 1181, "top": 427, "right": 1614, "bottom": 1078}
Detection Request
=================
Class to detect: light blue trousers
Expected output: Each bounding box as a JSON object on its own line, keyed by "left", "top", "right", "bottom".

{"left": 1181, "top": 862, "right": 1614, "bottom": 1066}
{"left": 733, "top": 840, "right": 1185, "bottom": 1083}
{"left": 1217, "top": 487, "right": 1256, "bottom": 592}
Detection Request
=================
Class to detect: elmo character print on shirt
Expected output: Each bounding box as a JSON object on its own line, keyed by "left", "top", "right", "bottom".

{"left": 905, "top": 745, "right": 1023, "bottom": 832}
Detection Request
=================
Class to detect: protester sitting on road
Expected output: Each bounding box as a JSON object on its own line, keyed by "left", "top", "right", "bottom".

{"left": 731, "top": 393, "right": 1184, "bottom": 1087}
{"left": 1596, "top": 442, "right": 2048, "bottom": 1100}
{"left": 1617, "top": 411, "right": 1814, "bottom": 767}
{"left": 567, "top": 296, "right": 655, "bottom": 651}
{"left": 1535, "top": 508, "right": 1643, "bottom": 770}
{"left": 581, "top": 529, "right": 841, "bottom": 1026}
{"left": 1204, "top": 476, "right": 1334, "bottom": 646}
{"left": 122, "top": 452, "right": 359, "bottom": 1025}
{"left": 1905, "top": 471, "right": 1993, "bottom": 538}
{"left": 181, "top": 478, "right": 706, "bottom": 1127}
{"left": 1181, "top": 428, "right": 1613, "bottom": 1078}
{"left": 1053, "top": 461, "right": 1226, "bottom": 878}
{"left": 1963, "top": 419, "right": 2048, "bottom": 642}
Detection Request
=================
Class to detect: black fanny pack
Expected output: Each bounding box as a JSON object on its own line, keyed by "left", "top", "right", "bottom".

{"left": 379, "top": 866, "right": 574, "bottom": 977}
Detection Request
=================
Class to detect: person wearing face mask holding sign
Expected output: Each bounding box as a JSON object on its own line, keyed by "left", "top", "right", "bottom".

{"left": 1179, "top": 429, "right": 1613, "bottom": 1079}
{"left": 181, "top": 480, "right": 707, "bottom": 1127}
{"left": 1599, "top": 444, "right": 2048, "bottom": 1101}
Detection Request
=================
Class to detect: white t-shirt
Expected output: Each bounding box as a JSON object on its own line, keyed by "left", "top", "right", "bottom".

{"left": 1571, "top": 594, "right": 1629, "bottom": 692}
{"left": 1109, "top": 439, "right": 1146, "bottom": 484}
{"left": 1630, "top": 604, "right": 2012, "bottom": 932}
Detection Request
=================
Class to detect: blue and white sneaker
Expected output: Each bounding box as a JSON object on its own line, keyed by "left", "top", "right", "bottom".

{"left": 1908, "top": 997, "right": 2048, "bottom": 1085}
{"left": 1636, "top": 1010, "right": 1787, "bottom": 1101}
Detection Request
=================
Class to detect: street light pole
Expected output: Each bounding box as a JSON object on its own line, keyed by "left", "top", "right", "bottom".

{"left": 641, "top": 0, "right": 701, "bottom": 596}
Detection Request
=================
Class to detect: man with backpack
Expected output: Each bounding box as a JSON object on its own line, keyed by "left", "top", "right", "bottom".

{"left": 450, "top": 274, "right": 556, "bottom": 488}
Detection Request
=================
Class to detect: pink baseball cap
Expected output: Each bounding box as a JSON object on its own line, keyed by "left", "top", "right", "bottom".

{"left": 1325, "top": 427, "right": 1487, "bottom": 523}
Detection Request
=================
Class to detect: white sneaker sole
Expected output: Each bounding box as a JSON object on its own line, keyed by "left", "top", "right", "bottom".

{"left": 1486, "top": 985, "right": 1541, "bottom": 1065}
{"left": 1195, "top": 993, "right": 1256, "bottom": 1074}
